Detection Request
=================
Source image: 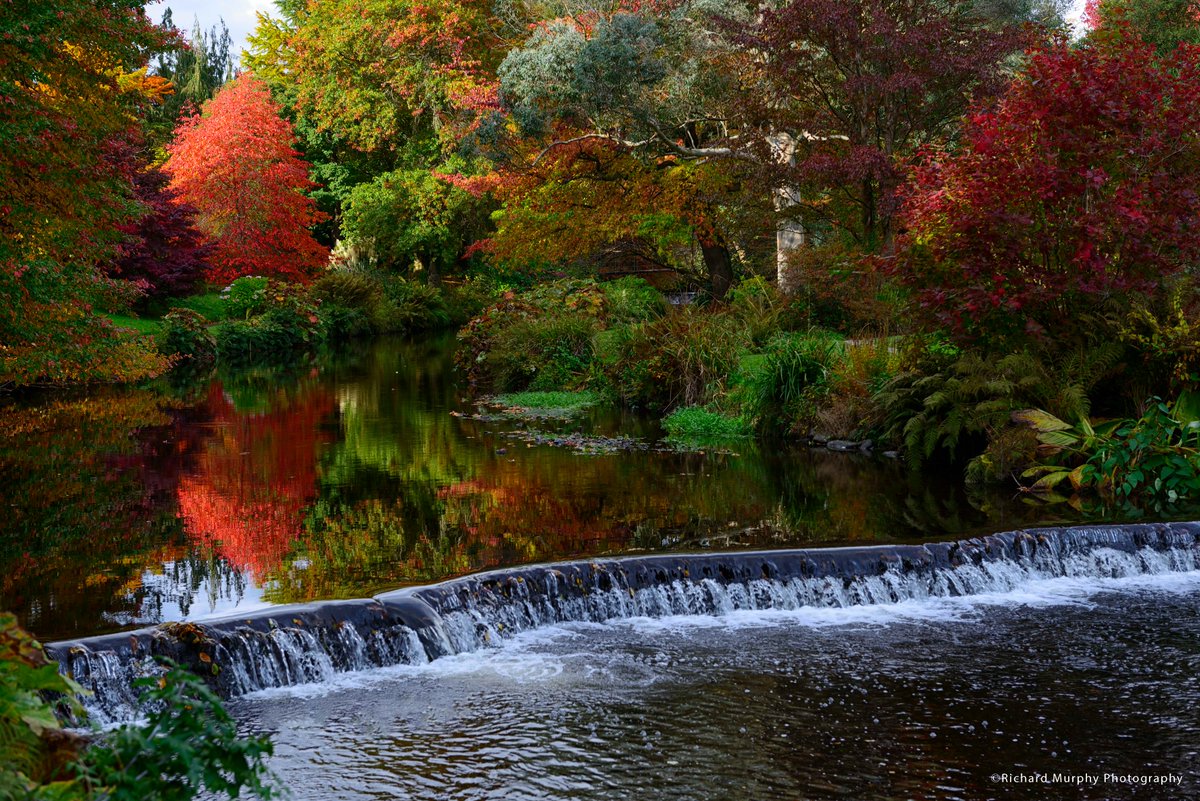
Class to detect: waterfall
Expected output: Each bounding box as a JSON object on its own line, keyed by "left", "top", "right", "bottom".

{"left": 48, "top": 522, "right": 1200, "bottom": 723}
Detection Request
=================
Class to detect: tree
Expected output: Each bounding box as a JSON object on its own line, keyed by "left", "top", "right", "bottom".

{"left": 0, "top": 0, "right": 174, "bottom": 386}
{"left": 342, "top": 162, "right": 487, "bottom": 281}
{"left": 727, "top": 0, "right": 1024, "bottom": 260}
{"left": 1085, "top": 0, "right": 1200, "bottom": 52}
{"left": 144, "top": 12, "right": 236, "bottom": 146}
{"left": 165, "top": 75, "right": 330, "bottom": 284}
{"left": 894, "top": 34, "right": 1200, "bottom": 346}
{"left": 108, "top": 166, "right": 211, "bottom": 300}
{"left": 485, "top": 5, "right": 754, "bottom": 299}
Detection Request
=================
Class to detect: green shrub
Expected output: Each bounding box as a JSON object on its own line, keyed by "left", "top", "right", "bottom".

{"left": 443, "top": 279, "right": 498, "bottom": 325}
{"left": 606, "top": 309, "right": 748, "bottom": 409}
{"left": 157, "top": 309, "right": 217, "bottom": 366}
{"left": 310, "top": 271, "right": 381, "bottom": 310}
{"left": 601, "top": 276, "right": 667, "bottom": 323}
{"left": 727, "top": 276, "right": 782, "bottom": 347}
{"left": 0, "top": 613, "right": 280, "bottom": 801}
{"left": 221, "top": 276, "right": 271, "bottom": 320}
{"left": 487, "top": 312, "right": 600, "bottom": 391}
{"left": 371, "top": 276, "right": 451, "bottom": 334}
{"left": 876, "top": 345, "right": 1123, "bottom": 469}
{"left": 213, "top": 312, "right": 313, "bottom": 367}
{"left": 1017, "top": 397, "right": 1200, "bottom": 508}
{"left": 663, "top": 406, "right": 752, "bottom": 440}
{"left": 745, "top": 330, "right": 845, "bottom": 430}
{"left": 317, "top": 304, "right": 373, "bottom": 342}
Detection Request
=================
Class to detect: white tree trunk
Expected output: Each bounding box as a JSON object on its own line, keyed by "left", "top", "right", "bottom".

{"left": 769, "top": 133, "right": 805, "bottom": 295}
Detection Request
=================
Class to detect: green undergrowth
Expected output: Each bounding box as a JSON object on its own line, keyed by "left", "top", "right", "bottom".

{"left": 106, "top": 314, "right": 165, "bottom": 336}
{"left": 487, "top": 390, "right": 602, "bottom": 417}
{"left": 662, "top": 406, "right": 753, "bottom": 441}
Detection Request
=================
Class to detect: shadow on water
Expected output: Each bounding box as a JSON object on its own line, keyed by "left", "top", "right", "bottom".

{"left": 1, "top": 334, "right": 1191, "bottom": 641}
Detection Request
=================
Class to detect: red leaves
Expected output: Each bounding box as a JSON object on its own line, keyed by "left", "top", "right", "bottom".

{"left": 164, "top": 75, "right": 329, "bottom": 284}
{"left": 896, "top": 33, "right": 1200, "bottom": 345}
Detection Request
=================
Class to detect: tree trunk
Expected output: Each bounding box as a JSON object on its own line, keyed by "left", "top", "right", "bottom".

{"left": 700, "top": 238, "right": 733, "bottom": 302}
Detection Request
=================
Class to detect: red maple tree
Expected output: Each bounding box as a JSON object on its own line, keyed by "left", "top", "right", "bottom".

{"left": 895, "top": 33, "right": 1200, "bottom": 345}
{"left": 165, "top": 74, "right": 329, "bottom": 284}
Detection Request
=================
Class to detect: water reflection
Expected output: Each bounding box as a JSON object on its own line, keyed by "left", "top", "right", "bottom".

{"left": 0, "top": 336, "right": 1158, "bottom": 641}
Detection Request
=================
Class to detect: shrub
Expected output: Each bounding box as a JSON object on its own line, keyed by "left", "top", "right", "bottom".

{"left": 727, "top": 276, "right": 784, "bottom": 348}
{"left": 371, "top": 276, "right": 451, "bottom": 334}
{"left": 1017, "top": 398, "right": 1200, "bottom": 508}
{"left": 0, "top": 613, "right": 280, "bottom": 800}
{"left": 213, "top": 312, "right": 313, "bottom": 367}
{"left": 317, "top": 304, "right": 373, "bottom": 342}
{"left": 221, "top": 276, "right": 271, "bottom": 320}
{"left": 745, "top": 330, "right": 845, "bottom": 431}
{"left": 601, "top": 276, "right": 667, "bottom": 323}
{"left": 487, "top": 312, "right": 600, "bottom": 391}
{"left": 158, "top": 309, "right": 217, "bottom": 366}
{"left": 310, "top": 271, "right": 381, "bottom": 310}
{"left": 607, "top": 310, "right": 748, "bottom": 409}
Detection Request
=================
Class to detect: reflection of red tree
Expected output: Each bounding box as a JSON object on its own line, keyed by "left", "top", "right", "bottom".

{"left": 177, "top": 382, "right": 334, "bottom": 577}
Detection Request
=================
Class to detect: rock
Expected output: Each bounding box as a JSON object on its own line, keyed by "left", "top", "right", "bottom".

{"left": 810, "top": 433, "right": 831, "bottom": 445}
{"left": 495, "top": 448, "right": 508, "bottom": 455}
{"left": 858, "top": 439, "right": 874, "bottom": 452}
{"left": 826, "top": 440, "right": 858, "bottom": 452}
{"left": 882, "top": 450, "right": 900, "bottom": 459}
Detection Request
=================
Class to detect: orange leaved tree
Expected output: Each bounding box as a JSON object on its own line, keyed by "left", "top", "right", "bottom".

{"left": 165, "top": 74, "right": 329, "bottom": 283}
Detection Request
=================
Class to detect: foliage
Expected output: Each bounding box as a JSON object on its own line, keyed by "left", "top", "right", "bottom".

{"left": 729, "top": 0, "right": 1023, "bottom": 249}
{"left": 662, "top": 406, "right": 752, "bottom": 440}
{"left": 779, "top": 244, "right": 902, "bottom": 334}
{"left": 744, "top": 330, "right": 845, "bottom": 432}
{"left": 311, "top": 272, "right": 381, "bottom": 310}
{"left": 0, "top": 611, "right": 86, "bottom": 797}
{"left": 371, "top": 276, "right": 452, "bottom": 334}
{"left": 144, "top": 13, "right": 235, "bottom": 146}
{"left": 158, "top": 309, "right": 217, "bottom": 367}
{"left": 600, "top": 276, "right": 667, "bottom": 324}
{"left": 341, "top": 164, "right": 486, "bottom": 280}
{"left": 605, "top": 310, "right": 749, "bottom": 409}
{"left": 897, "top": 32, "right": 1200, "bottom": 346}
{"left": 0, "top": 0, "right": 173, "bottom": 386}
{"left": 876, "top": 347, "right": 1122, "bottom": 469}
{"left": 1017, "top": 399, "right": 1200, "bottom": 507}
{"left": 165, "top": 75, "right": 329, "bottom": 283}
{"left": 1086, "top": 0, "right": 1200, "bottom": 52}
{"left": 0, "top": 613, "right": 280, "bottom": 801}
{"left": 108, "top": 167, "right": 211, "bottom": 301}
{"left": 80, "top": 663, "right": 280, "bottom": 801}
{"left": 221, "top": 277, "right": 273, "bottom": 320}
{"left": 485, "top": 313, "right": 601, "bottom": 392}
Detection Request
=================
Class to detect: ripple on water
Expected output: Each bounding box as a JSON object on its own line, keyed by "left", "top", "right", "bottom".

{"left": 229, "top": 581, "right": 1200, "bottom": 801}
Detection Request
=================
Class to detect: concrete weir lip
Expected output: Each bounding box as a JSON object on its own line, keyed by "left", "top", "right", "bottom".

{"left": 46, "top": 521, "right": 1200, "bottom": 720}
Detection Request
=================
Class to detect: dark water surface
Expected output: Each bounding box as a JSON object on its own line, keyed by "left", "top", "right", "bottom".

{"left": 231, "top": 574, "right": 1200, "bottom": 801}
{"left": 0, "top": 336, "right": 1165, "bottom": 641}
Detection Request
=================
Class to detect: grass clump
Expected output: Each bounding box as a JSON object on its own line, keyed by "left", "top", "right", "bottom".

{"left": 492, "top": 390, "right": 601, "bottom": 410}
{"left": 663, "top": 406, "right": 752, "bottom": 440}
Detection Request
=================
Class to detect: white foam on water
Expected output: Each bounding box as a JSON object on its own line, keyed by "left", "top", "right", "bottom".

{"left": 238, "top": 562, "right": 1200, "bottom": 703}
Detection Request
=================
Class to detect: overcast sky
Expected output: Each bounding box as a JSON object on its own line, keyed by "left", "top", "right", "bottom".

{"left": 145, "top": 0, "right": 1091, "bottom": 67}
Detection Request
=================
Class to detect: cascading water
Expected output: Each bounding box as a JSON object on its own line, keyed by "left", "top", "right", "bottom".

{"left": 48, "top": 522, "right": 1200, "bottom": 724}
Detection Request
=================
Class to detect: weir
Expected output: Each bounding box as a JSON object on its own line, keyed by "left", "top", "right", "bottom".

{"left": 50, "top": 522, "right": 1200, "bottom": 724}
